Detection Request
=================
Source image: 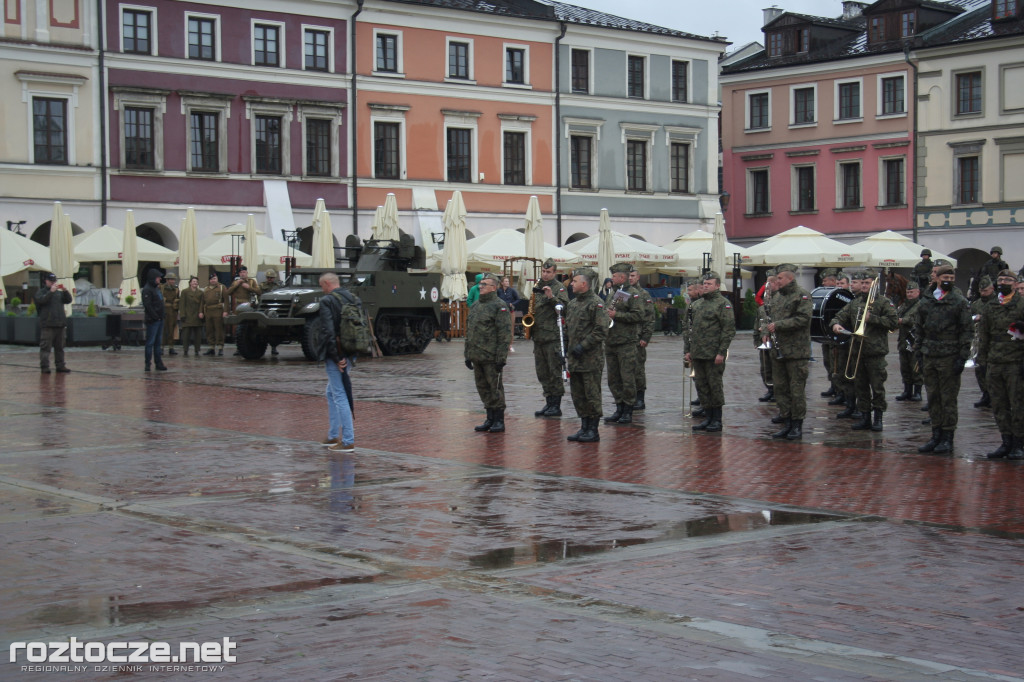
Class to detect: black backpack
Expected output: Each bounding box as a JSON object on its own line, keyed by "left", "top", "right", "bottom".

{"left": 331, "top": 290, "right": 373, "bottom": 356}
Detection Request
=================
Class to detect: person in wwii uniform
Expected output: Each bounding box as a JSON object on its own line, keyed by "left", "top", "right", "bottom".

{"left": 531, "top": 259, "right": 570, "bottom": 418}
{"left": 978, "top": 270, "right": 1024, "bottom": 459}
{"left": 178, "top": 276, "right": 204, "bottom": 356}
{"left": 764, "top": 264, "right": 813, "bottom": 440}
{"left": 566, "top": 268, "right": 610, "bottom": 443}
{"left": 912, "top": 249, "right": 933, "bottom": 290}
{"left": 603, "top": 262, "right": 644, "bottom": 425}
{"left": 35, "top": 272, "right": 73, "bottom": 373}
{"left": 261, "top": 269, "right": 283, "bottom": 355}
{"left": 831, "top": 271, "right": 898, "bottom": 432}
{"left": 684, "top": 278, "right": 706, "bottom": 411}
{"left": 912, "top": 264, "right": 973, "bottom": 454}
{"left": 464, "top": 275, "right": 511, "bottom": 434}
{"left": 971, "top": 276, "right": 995, "bottom": 407}
{"left": 199, "top": 272, "right": 228, "bottom": 356}
{"left": 160, "top": 272, "right": 180, "bottom": 355}
{"left": 687, "top": 271, "right": 736, "bottom": 432}
{"left": 894, "top": 279, "right": 923, "bottom": 402}
{"left": 629, "top": 267, "right": 656, "bottom": 411}
{"left": 227, "top": 265, "right": 258, "bottom": 311}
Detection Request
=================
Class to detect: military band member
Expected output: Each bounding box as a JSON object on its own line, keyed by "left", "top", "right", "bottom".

{"left": 894, "top": 279, "right": 923, "bottom": 402}
{"left": 912, "top": 249, "right": 933, "bottom": 289}
{"left": 687, "top": 271, "right": 736, "bottom": 432}
{"left": 629, "top": 267, "right": 656, "bottom": 411}
{"left": 979, "top": 270, "right": 1024, "bottom": 459}
{"left": 566, "top": 268, "right": 609, "bottom": 443}
{"left": 971, "top": 277, "right": 995, "bottom": 408}
{"left": 532, "top": 259, "right": 570, "bottom": 418}
{"left": 755, "top": 272, "right": 776, "bottom": 403}
{"left": 832, "top": 272, "right": 859, "bottom": 417}
{"left": 199, "top": 272, "right": 228, "bottom": 356}
{"left": 764, "top": 264, "right": 813, "bottom": 440}
{"left": 974, "top": 247, "right": 1009, "bottom": 299}
{"left": 179, "top": 276, "right": 203, "bottom": 356}
{"left": 913, "top": 264, "right": 972, "bottom": 454}
{"left": 464, "top": 275, "right": 511, "bottom": 433}
{"left": 161, "top": 272, "right": 180, "bottom": 355}
{"left": 684, "top": 279, "right": 706, "bottom": 411}
{"left": 818, "top": 269, "right": 839, "bottom": 399}
{"left": 604, "top": 262, "right": 644, "bottom": 424}
{"left": 830, "top": 271, "right": 898, "bottom": 432}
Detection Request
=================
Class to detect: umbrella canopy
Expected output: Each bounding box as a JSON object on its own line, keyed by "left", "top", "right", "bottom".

{"left": 378, "top": 193, "right": 401, "bottom": 241}
{"left": 661, "top": 229, "right": 752, "bottom": 278}
{"left": 50, "top": 204, "right": 77, "bottom": 314}
{"left": 597, "top": 209, "right": 614, "bottom": 279}
{"left": 119, "top": 210, "right": 140, "bottom": 307}
{"left": 1, "top": 228, "right": 52, "bottom": 277}
{"left": 521, "top": 196, "right": 545, "bottom": 290}
{"left": 73, "top": 225, "right": 177, "bottom": 263}
{"left": 850, "top": 230, "right": 957, "bottom": 269}
{"left": 440, "top": 192, "right": 468, "bottom": 300}
{"left": 434, "top": 228, "right": 580, "bottom": 273}
{"left": 369, "top": 205, "right": 384, "bottom": 240}
{"left": 310, "top": 198, "right": 335, "bottom": 268}
{"left": 199, "top": 224, "right": 312, "bottom": 269}
{"left": 243, "top": 214, "right": 260, "bottom": 274}
{"left": 177, "top": 207, "right": 199, "bottom": 289}
{"left": 743, "top": 226, "right": 867, "bottom": 267}
{"left": 565, "top": 224, "right": 675, "bottom": 275}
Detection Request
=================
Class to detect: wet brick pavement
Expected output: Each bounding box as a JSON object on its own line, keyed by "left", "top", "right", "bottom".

{"left": 1, "top": 336, "right": 1023, "bottom": 681}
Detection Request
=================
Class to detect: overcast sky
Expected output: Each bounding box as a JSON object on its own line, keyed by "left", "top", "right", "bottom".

{"left": 570, "top": 0, "right": 842, "bottom": 51}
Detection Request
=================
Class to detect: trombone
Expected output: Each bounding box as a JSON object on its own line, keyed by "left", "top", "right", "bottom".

{"left": 842, "top": 275, "right": 880, "bottom": 380}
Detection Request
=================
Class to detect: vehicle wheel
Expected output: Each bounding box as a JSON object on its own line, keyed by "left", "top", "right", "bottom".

{"left": 413, "top": 316, "right": 437, "bottom": 353}
{"left": 374, "top": 315, "right": 396, "bottom": 356}
{"left": 236, "top": 321, "right": 268, "bottom": 360}
{"left": 300, "top": 317, "right": 322, "bottom": 361}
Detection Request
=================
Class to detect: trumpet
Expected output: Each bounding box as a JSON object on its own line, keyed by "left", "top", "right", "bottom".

{"left": 842, "top": 275, "right": 880, "bottom": 380}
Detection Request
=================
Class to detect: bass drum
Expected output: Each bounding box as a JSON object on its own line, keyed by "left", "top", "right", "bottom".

{"left": 810, "top": 286, "right": 854, "bottom": 343}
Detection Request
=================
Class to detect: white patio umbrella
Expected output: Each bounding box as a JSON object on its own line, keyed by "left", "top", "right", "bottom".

{"left": 198, "top": 224, "right": 312, "bottom": 269}
{"left": 310, "top": 198, "right": 334, "bottom": 268}
{"left": 662, "top": 229, "right": 753, "bottom": 280}
{"left": 50, "top": 204, "right": 77, "bottom": 315}
{"left": 597, "top": 208, "right": 614, "bottom": 279}
{"left": 743, "top": 226, "right": 867, "bottom": 267}
{"left": 521, "top": 195, "right": 544, "bottom": 291}
{"left": 440, "top": 192, "right": 468, "bottom": 301}
{"left": 74, "top": 225, "right": 176, "bottom": 288}
{"left": 434, "top": 229, "right": 581, "bottom": 273}
{"left": 177, "top": 207, "right": 199, "bottom": 289}
{"left": 119, "top": 210, "right": 140, "bottom": 307}
{"left": 378, "top": 193, "right": 401, "bottom": 242}
{"left": 565, "top": 224, "right": 675, "bottom": 274}
{"left": 1, "top": 228, "right": 52, "bottom": 277}
{"left": 851, "top": 230, "right": 957, "bottom": 269}
{"left": 243, "top": 214, "right": 260, "bottom": 274}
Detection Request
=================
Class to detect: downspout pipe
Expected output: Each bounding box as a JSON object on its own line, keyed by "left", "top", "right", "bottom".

{"left": 554, "top": 21, "right": 566, "bottom": 245}
{"left": 350, "top": 0, "right": 364, "bottom": 236}
{"left": 97, "top": 0, "right": 108, "bottom": 225}
{"left": 904, "top": 42, "right": 918, "bottom": 244}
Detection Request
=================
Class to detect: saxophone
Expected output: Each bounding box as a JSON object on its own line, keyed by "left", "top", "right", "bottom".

{"left": 522, "top": 292, "right": 536, "bottom": 328}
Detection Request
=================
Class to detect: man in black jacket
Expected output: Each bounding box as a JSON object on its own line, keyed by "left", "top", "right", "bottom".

{"left": 34, "top": 272, "right": 73, "bottom": 373}
{"left": 141, "top": 269, "right": 168, "bottom": 372}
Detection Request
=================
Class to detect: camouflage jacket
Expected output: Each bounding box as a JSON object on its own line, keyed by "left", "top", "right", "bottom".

{"left": 566, "top": 290, "right": 609, "bottom": 373}
{"left": 685, "top": 290, "right": 735, "bottom": 360}
{"left": 160, "top": 283, "right": 179, "bottom": 311}
{"left": 830, "top": 292, "right": 897, "bottom": 357}
{"left": 530, "top": 277, "right": 569, "bottom": 344}
{"left": 465, "top": 291, "right": 511, "bottom": 365}
{"left": 911, "top": 260, "right": 933, "bottom": 286}
{"left": 767, "top": 282, "right": 813, "bottom": 360}
{"left": 978, "top": 294, "right": 1024, "bottom": 365}
{"left": 635, "top": 286, "right": 655, "bottom": 343}
{"left": 896, "top": 297, "right": 920, "bottom": 346}
{"left": 604, "top": 285, "right": 643, "bottom": 346}
{"left": 971, "top": 295, "right": 993, "bottom": 318}
{"left": 911, "top": 288, "right": 972, "bottom": 359}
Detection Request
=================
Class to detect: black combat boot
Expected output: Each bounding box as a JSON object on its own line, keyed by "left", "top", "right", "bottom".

{"left": 851, "top": 410, "right": 872, "bottom": 430}
{"left": 543, "top": 396, "right": 562, "bottom": 417}
{"left": 203, "top": 348, "right": 216, "bottom": 356}
{"left": 475, "top": 408, "right": 494, "bottom": 432}
{"left": 821, "top": 385, "right": 836, "bottom": 398}
{"left": 771, "top": 419, "right": 792, "bottom": 439}
{"left": 987, "top": 434, "right": 1012, "bottom": 459}
{"left": 691, "top": 406, "right": 706, "bottom": 418}
{"left": 910, "top": 385, "right": 923, "bottom": 402}
{"left": 705, "top": 407, "right": 723, "bottom": 432}
{"left": 633, "top": 390, "right": 646, "bottom": 410}
{"left": 758, "top": 389, "right": 774, "bottom": 402}
{"left": 870, "top": 408, "right": 883, "bottom": 432}
{"left": 918, "top": 428, "right": 942, "bottom": 453}
{"left": 604, "top": 404, "right": 623, "bottom": 423}
{"left": 827, "top": 391, "right": 846, "bottom": 406}
{"left": 1008, "top": 436, "right": 1024, "bottom": 460}
{"left": 535, "top": 397, "right": 553, "bottom": 417}
{"left": 836, "top": 402, "right": 857, "bottom": 418}
{"left": 691, "top": 398, "right": 702, "bottom": 406}
{"left": 785, "top": 419, "right": 803, "bottom": 440}
{"left": 974, "top": 392, "right": 991, "bottom": 408}
{"left": 616, "top": 404, "right": 633, "bottom": 424}
{"left": 693, "top": 409, "right": 712, "bottom": 431}
{"left": 567, "top": 418, "right": 586, "bottom": 442}
{"left": 771, "top": 413, "right": 788, "bottom": 424}
{"left": 894, "top": 384, "right": 912, "bottom": 401}
{"left": 933, "top": 430, "right": 954, "bottom": 454}
{"left": 488, "top": 409, "right": 505, "bottom": 433}
{"left": 578, "top": 417, "right": 600, "bottom": 443}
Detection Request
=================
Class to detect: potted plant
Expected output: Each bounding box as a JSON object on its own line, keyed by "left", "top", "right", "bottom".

{"left": 68, "top": 301, "right": 109, "bottom": 346}
{"left": 12, "top": 300, "right": 40, "bottom": 344}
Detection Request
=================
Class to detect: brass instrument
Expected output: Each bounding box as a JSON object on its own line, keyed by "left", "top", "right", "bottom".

{"left": 503, "top": 256, "right": 544, "bottom": 339}
{"left": 522, "top": 293, "right": 536, "bottom": 328}
{"left": 843, "top": 275, "right": 880, "bottom": 381}
{"left": 760, "top": 290, "right": 783, "bottom": 360}
{"left": 964, "top": 314, "right": 981, "bottom": 368}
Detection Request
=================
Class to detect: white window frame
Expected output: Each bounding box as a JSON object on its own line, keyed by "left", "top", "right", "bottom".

{"left": 443, "top": 110, "right": 480, "bottom": 183}
{"left": 445, "top": 37, "right": 475, "bottom": 84}
{"left": 113, "top": 89, "right": 167, "bottom": 171}
{"left": 181, "top": 93, "right": 230, "bottom": 174}
{"left": 745, "top": 88, "right": 772, "bottom": 132}
{"left": 185, "top": 12, "right": 221, "bottom": 62}
{"left": 372, "top": 28, "right": 404, "bottom": 77}
{"left": 298, "top": 104, "right": 344, "bottom": 178}
{"left": 746, "top": 167, "right": 771, "bottom": 215}
{"left": 569, "top": 47, "right": 593, "bottom": 95}
{"left": 245, "top": 100, "right": 292, "bottom": 176}
{"left": 789, "top": 83, "right": 818, "bottom": 127}
{"left": 833, "top": 77, "right": 863, "bottom": 124}
{"left": 564, "top": 117, "right": 603, "bottom": 190}
{"left": 502, "top": 42, "right": 530, "bottom": 89}
{"left": 499, "top": 115, "right": 534, "bottom": 185}
{"left": 791, "top": 163, "right": 817, "bottom": 212}
{"left": 251, "top": 19, "right": 286, "bottom": 69}
{"left": 301, "top": 25, "right": 334, "bottom": 73}
{"left": 119, "top": 4, "right": 158, "bottom": 56}
{"left": 878, "top": 155, "right": 907, "bottom": 207}
{"left": 835, "top": 159, "right": 863, "bottom": 209}
{"left": 621, "top": 123, "right": 657, "bottom": 193}
{"left": 626, "top": 53, "right": 649, "bottom": 100}
{"left": 17, "top": 72, "right": 85, "bottom": 165}
{"left": 876, "top": 71, "right": 907, "bottom": 118}
{"left": 368, "top": 104, "right": 408, "bottom": 180}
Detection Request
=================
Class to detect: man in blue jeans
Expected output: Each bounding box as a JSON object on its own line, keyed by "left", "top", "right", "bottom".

{"left": 141, "top": 270, "right": 168, "bottom": 372}
{"left": 317, "top": 272, "right": 355, "bottom": 453}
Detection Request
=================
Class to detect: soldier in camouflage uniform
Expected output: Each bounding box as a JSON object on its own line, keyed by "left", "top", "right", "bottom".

{"left": 979, "top": 270, "right": 1024, "bottom": 459}
{"left": 832, "top": 272, "right": 859, "bottom": 418}
{"left": 911, "top": 249, "right": 933, "bottom": 290}
{"left": 973, "top": 247, "right": 1009, "bottom": 299}
{"left": 629, "top": 267, "right": 656, "bottom": 410}
{"left": 912, "top": 264, "right": 973, "bottom": 454}
{"left": 686, "top": 271, "right": 736, "bottom": 432}
{"left": 831, "top": 271, "right": 898, "bottom": 432}
{"left": 566, "top": 268, "right": 609, "bottom": 443}
{"left": 817, "top": 269, "right": 839, "bottom": 399}
{"left": 532, "top": 259, "right": 570, "bottom": 418}
{"left": 755, "top": 272, "right": 776, "bottom": 402}
{"left": 161, "top": 272, "right": 180, "bottom": 355}
{"left": 764, "top": 264, "right": 813, "bottom": 440}
{"left": 970, "top": 276, "right": 995, "bottom": 407}
{"left": 894, "top": 279, "right": 923, "bottom": 402}
{"left": 683, "top": 279, "right": 706, "bottom": 413}
{"left": 603, "top": 262, "right": 644, "bottom": 424}
{"left": 465, "top": 275, "right": 511, "bottom": 433}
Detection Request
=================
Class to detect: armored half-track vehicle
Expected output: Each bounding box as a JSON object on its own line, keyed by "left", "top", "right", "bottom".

{"left": 227, "top": 235, "right": 442, "bottom": 360}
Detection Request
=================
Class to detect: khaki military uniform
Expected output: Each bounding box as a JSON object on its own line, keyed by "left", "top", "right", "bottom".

{"left": 227, "top": 276, "right": 258, "bottom": 311}
{"left": 161, "top": 282, "right": 180, "bottom": 349}
{"left": 201, "top": 282, "right": 228, "bottom": 349}
{"left": 532, "top": 278, "right": 570, "bottom": 399}
{"left": 567, "top": 289, "right": 609, "bottom": 418}
{"left": 465, "top": 290, "right": 511, "bottom": 410}
{"left": 768, "top": 282, "right": 813, "bottom": 420}
{"left": 634, "top": 285, "right": 655, "bottom": 393}
{"left": 912, "top": 288, "right": 972, "bottom": 431}
{"left": 604, "top": 285, "right": 643, "bottom": 406}
{"left": 685, "top": 290, "right": 735, "bottom": 409}
{"left": 978, "top": 294, "right": 1024, "bottom": 439}
{"left": 179, "top": 287, "right": 204, "bottom": 353}
{"left": 831, "top": 292, "right": 898, "bottom": 414}
{"left": 896, "top": 297, "right": 922, "bottom": 386}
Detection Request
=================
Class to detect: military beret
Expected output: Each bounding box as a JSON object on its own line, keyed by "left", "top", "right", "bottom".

{"left": 542, "top": 258, "right": 556, "bottom": 270}
{"left": 820, "top": 268, "right": 837, "bottom": 279}
{"left": 775, "top": 263, "right": 798, "bottom": 274}
{"left": 574, "top": 267, "right": 597, "bottom": 279}
{"left": 906, "top": 280, "right": 919, "bottom": 291}
{"left": 610, "top": 262, "right": 632, "bottom": 274}
{"left": 920, "top": 249, "right": 932, "bottom": 257}
{"left": 978, "top": 276, "right": 993, "bottom": 290}
{"left": 237, "top": 265, "right": 248, "bottom": 272}
{"left": 932, "top": 259, "right": 950, "bottom": 267}
{"left": 997, "top": 269, "right": 1016, "bottom": 279}
{"left": 849, "top": 270, "right": 871, "bottom": 281}
{"left": 629, "top": 265, "right": 639, "bottom": 273}
{"left": 991, "top": 246, "right": 1003, "bottom": 255}
{"left": 686, "top": 278, "right": 703, "bottom": 287}
{"left": 208, "top": 272, "right": 219, "bottom": 279}
{"left": 703, "top": 271, "right": 720, "bottom": 281}
{"left": 835, "top": 271, "right": 848, "bottom": 281}
{"left": 935, "top": 264, "right": 955, "bottom": 276}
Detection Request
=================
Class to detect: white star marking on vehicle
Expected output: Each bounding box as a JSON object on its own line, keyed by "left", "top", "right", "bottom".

{"left": 419, "top": 287, "right": 426, "bottom": 300}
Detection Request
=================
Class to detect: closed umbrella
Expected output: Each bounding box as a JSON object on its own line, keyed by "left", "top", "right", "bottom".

{"left": 178, "top": 207, "right": 199, "bottom": 289}
{"left": 522, "top": 195, "right": 544, "bottom": 290}
{"left": 243, "top": 214, "right": 259, "bottom": 275}
{"left": 710, "top": 212, "right": 727, "bottom": 289}
{"left": 50, "top": 204, "right": 77, "bottom": 315}
{"left": 597, "top": 208, "right": 614, "bottom": 280}
{"left": 379, "top": 193, "right": 401, "bottom": 241}
{"left": 311, "top": 198, "right": 334, "bottom": 268}
{"left": 119, "top": 210, "right": 140, "bottom": 307}
{"left": 370, "top": 205, "right": 385, "bottom": 240}
{"left": 440, "top": 191, "right": 468, "bottom": 301}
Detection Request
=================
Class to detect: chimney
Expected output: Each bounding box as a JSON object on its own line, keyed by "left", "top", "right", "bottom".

{"left": 763, "top": 5, "right": 784, "bottom": 26}
{"left": 842, "top": 1, "right": 866, "bottom": 20}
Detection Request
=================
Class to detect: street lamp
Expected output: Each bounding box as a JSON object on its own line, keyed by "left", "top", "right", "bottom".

{"left": 719, "top": 190, "right": 730, "bottom": 213}
{"left": 431, "top": 231, "right": 445, "bottom": 248}
{"left": 6, "top": 220, "right": 26, "bottom": 235}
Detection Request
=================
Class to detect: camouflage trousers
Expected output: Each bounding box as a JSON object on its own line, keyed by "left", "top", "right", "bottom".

{"left": 605, "top": 342, "right": 637, "bottom": 405}
{"left": 473, "top": 363, "right": 506, "bottom": 410}
{"left": 163, "top": 309, "right": 177, "bottom": 346}
{"left": 898, "top": 348, "right": 923, "bottom": 385}
{"left": 533, "top": 339, "right": 565, "bottom": 398}
{"left": 570, "top": 370, "right": 604, "bottom": 419}
{"left": 988, "top": 363, "right": 1024, "bottom": 437}
{"left": 636, "top": 344, "right": 648, "bottom": 392}
{"left": 820, "top": 342, "right": 833, "bottom": 386}
{"left": 975, "top": 364, "right": 988, "bottom": 395}
{"left": 692, "top": 358, "right": 725, "bottom": 409}
{"left": 771, "top": 357, "right": 809, "bottom": 420}
{"left": 851, "top": 354, "right": 887, "bottom": 412}
{"left": 923, "top": 355, "right": 963, "bottom": 431}
{"left": 832, "top": 343, "right": 852, "bottom": 399}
